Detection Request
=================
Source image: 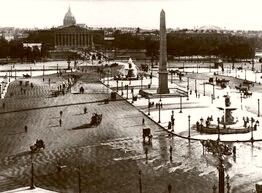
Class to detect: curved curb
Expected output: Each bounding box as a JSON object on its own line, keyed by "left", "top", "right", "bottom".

{"left": 108, "top": 83, "right": 262, "bottom": 144}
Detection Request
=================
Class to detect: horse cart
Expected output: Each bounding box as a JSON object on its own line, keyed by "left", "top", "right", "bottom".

{"left": 30, "top": 139, "right": 45, "bottom": 153}
{"left": 142, "top": 128, "right": 153, "bottom": 144}
{"left": 91, "top": 113, "right": 102, "bottom": 127}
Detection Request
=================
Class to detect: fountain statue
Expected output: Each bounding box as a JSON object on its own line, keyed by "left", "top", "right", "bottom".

{"left": 196, "top": 94, "right": 257, "bottom": 135}
{"left": 218, "top": 95, "right": 237, "bottom": 126}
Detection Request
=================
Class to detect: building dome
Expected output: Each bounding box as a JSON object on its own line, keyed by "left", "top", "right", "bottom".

{"left": 63, "top": 6, "right": 76, "bottom": 26}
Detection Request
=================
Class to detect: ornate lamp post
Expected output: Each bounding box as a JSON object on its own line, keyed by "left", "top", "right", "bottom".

{"left": 218, "top": 157, "right": 225, "bottom": 193}
{"left": 226, "top": 174, "right": 230, "bottom": 193}
{"left": 30, "top": 151, "right": 35, "bottom": 189}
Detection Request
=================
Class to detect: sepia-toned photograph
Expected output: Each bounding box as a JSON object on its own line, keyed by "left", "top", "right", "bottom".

{"left": 1, "top": 0, "right": 262, "bottom": 192}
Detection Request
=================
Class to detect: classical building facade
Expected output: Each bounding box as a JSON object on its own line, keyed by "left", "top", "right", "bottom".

{"left": 54, "top": 25, "right": 104, "bottom": 49}
{"left": 54, "top": 7, "right": 104, "bottom": 50}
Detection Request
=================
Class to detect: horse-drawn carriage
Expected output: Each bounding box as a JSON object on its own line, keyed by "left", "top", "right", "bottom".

{"left": 142, "top": 128, "right": 153, "bottom": 144}
{"left": 91, "top": 113, "right": 102, "bottom": 126}
{"left": 23, "top": 74, "right": 31, "bottom": 78}
{"left": 201, "top": 140, "right": 232, "bottom": 156}
{"left": 30, "top": 139, "right": 45, "bottom": 153}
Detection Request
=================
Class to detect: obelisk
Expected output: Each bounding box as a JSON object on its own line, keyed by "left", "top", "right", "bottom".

{"left": 157, "top": 9, "right": 169, "bottom": 94}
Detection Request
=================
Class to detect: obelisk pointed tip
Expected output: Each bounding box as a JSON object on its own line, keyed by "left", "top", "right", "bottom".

{"left": 161, "top": 9, "right": 165, "bottom": 14}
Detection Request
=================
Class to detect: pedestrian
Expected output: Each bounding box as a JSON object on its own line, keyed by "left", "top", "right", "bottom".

{"left": 169, "top": 145, "right": 173, "bottom": 155}
{"left": 60, "top": 110, "right": 63, "bottom": 117}
{"left": 59, "top": 119, "right": 62, "bottom": 127}
{"left": 142, "top": 118, "right": 145, "bottom": 125}
{"left": 48, "top": 78, "right": 51, "bottom": 86}
{"left": 2, "top": 102, "right": 5, "bottom": 109}
{"left": 25, "top": 125, "right": 27, "bottom": 133}
{"left": 168, "top": 121, "right": 171, "bottom": 130}
{"left": 84, "top": 107, "right": 87, "bottom": 114}
{"left": 233, "top": 146, "right": 236, "bottom": 156}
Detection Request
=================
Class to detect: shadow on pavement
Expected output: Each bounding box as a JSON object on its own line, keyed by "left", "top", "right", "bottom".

{"left": 71, "top": 123, "right": 93, "bottom": 130}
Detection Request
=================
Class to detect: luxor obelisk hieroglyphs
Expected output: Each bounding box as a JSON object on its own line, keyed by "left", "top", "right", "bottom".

{"left": 157, "top": 9, "right": 170, "bottom": 94}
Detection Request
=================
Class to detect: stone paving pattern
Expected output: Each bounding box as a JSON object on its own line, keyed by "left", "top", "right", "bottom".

{"left": 1, "top": 61, "right": 262, "bottom": 192}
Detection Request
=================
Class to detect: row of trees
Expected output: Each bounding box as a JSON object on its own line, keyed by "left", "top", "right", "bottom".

{"left": 0, "top": 38, "right": 50, "bottom": 62}
{"left": 114, "top": 31, "right": 256, "bottom": 61}
{"left": 0, "top": 28, "right": 258, "bottom": 62}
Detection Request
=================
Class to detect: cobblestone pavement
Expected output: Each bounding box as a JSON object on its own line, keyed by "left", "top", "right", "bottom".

{"left": 1, "top": 63, "right": 262, "bottom": 193}
{"left": 0, "top": 70, "right": 220, "bottom": 193}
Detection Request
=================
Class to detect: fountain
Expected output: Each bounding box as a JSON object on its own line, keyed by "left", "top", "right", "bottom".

{"left": 196, "top": 94, "right": 256, "bottom": 134}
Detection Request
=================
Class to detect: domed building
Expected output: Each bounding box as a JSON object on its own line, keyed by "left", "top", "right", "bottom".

{"left": 54, "top": 6, "right": 104, "bottom": 50}
{"left": 63, "top": 6, "right": 76, "bottom": 26}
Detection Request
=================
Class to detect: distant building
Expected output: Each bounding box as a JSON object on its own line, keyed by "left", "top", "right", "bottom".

{"left": 54, "top": 6, "right": 104, "bottom": 50}
{"left": 54, "top": 25, "right": 104, "bottom": 50}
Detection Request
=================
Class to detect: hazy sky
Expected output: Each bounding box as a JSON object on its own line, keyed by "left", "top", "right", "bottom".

{"left": 1, "top": 0, "right": 262, "bottom": 30}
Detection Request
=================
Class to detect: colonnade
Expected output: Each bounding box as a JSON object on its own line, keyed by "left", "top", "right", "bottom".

{"left": 55, "top": 33, "right": 93, "bottom": 47}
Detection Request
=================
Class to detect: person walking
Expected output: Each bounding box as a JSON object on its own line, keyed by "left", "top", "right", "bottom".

{"left": 60, "top": 110, "right": 63, "bottom": 117}
{"left": 25, "top": 125, "right": 28, "bottom": 133}
{"left": 84, "top": 107, "right": 87, "bottom": 114}
{"left": 142, "top": 118, "right": 145, "bottom": 125}
{"left": 59, "top": 119, "right": 62, "bottom": 127}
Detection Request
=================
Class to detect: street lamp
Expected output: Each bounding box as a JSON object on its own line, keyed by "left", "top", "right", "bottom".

{"left": 139, "top": 170, "right": 142, "bottom": 193}
{"left": 131, "top": 87, "right": 134, "bottom": 103}
{"left": 213, "top": 84, "right": 215, "bottom": 100}
{"left": 195, "top": 79, "right": 197, "bottom": 96}
{"left": 148, "top": 97, "right": 151, "bottom": 115}
{"left": 77, "top": 165, "right": 81, "bottom": 193}
{"left": 251, "top": 117, "right": 254, "bottom": 142}
{"left": 30, "top": 152, "right": 35, "bottom": 189}
{"left": 179, "top": 96, "right": 182, "bottom": 113}
{"left": 150, "top": 72, "right": 153, "bottom": 84}
{"left": 217, "top": 117, "right": 220, "bottom": 141}
{"left": 188, "top": 115, "right": 191, "bottom": 138}
{"left": 107, "top": 69, "right": 110, "bottom": 87}
{"left": 125, "top": 85, "right": 129, "bottom": 99}
{"left": 187, "top": 77, "right": 189, "bottom": 92}
{"left": 157, "top": 100, "right": 162, "bottom": 123}
{"left": 140, "top": 76, "right": 143, "bottom": 89}
{"left": 258, "top": 99, "right": 260, "bottom": 117}
{"left": 203, "top": 83, "right": 206, "bottom": 96}
{"left": 121, "top": 82, "right": 123, "bottom": 96}
{"left": 116, "top": 80, "right": 119, "bottom": 92}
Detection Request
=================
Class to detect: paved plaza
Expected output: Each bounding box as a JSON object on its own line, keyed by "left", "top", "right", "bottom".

{"left": 0, "top": 60, "right": 262, "bottom": 192}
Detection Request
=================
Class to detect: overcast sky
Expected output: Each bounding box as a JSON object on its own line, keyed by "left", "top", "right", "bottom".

{"left": 1, "top": 0, "right": 262, "bottom": 30}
